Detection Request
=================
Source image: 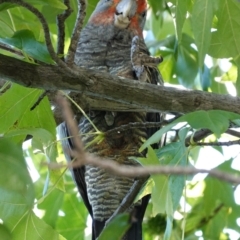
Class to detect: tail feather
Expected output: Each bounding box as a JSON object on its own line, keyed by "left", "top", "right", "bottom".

{"left": 92, "top": 194, "right": 150, "bottom": 240}
{"left": 57, "top": 122, "right": 93, "bottom": 217}
{"left": 123, "top": 194, "right": 150, "bottom": 240}
{"left": 58, "top": 121, "right": 153, "bottom": 240}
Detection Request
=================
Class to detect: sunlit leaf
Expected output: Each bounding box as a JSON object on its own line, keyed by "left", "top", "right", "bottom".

{"left": 0, "top": 84, "right": 40, "bottom": 133}
{"left": 163, "top": 216, "right": 173, "bottom": 240}
{"left": 26, "top": 0, "right": 67, "bottom": 9}
{"left": 217, "top": 0, "right": 240, "bottom": 60}
{"left": 192, "top": 0, "right": 214, "bottom": 67}
{"left": 56, "top": 182, "right": 88, "bottom": 240}
{"left": 0, "top": 30, "right": 54, "bottom": 63}
{"left": 98, "top": 214, "right": 131, "bottom": 240}
{"left": 0, "top": 138, "right": 34, "bottom": 229}
{"left": 237, "top": 64, "right": 240, "bottom": 96}
{"left": 137, "top": 147, "right": 173, "bottom": 216}
{"left": 141, "top": 110, "right": 240, "bottom": 151}
{"left": 11, "top": 211, "right": 65, "bottom": 240}
{"left": 176, "top": 35, "right": 198, "bottom": 88}
{"left": 0, "top": 224, "right": 11, "bottom": 240}
{"left": 0, "top": 3, "right": 16, "bottom": 12}
{"left": 208, "top": 31, "right": 231, "bottom": 58}
{"left": 37, "top": 189, "right": 64, "bottom": 228}
{"left": 179, "top": 110, "right": 240, "bottom": 137}
{"left": 175, "top": 0, "right": 190, "bottom": 42}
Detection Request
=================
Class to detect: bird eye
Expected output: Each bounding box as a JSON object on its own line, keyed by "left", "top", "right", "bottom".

{"left": 115, "top": 11, "right": 122, "bottom": 16}
{"left": 141, "top": 11, "right": 147, "bottom": 18}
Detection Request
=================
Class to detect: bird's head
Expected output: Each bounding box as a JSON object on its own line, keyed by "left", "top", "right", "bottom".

{"left": 89, "top": 0, "right": 147, "bottom": 36}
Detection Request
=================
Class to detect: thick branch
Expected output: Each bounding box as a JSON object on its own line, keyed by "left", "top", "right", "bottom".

{"left": 1, "top": 53, "right": 240, "bottom": 114}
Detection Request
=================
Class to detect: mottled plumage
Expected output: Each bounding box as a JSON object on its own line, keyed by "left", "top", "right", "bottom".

{"left": 58, "top": 0, "right": 163, "bottom": 239}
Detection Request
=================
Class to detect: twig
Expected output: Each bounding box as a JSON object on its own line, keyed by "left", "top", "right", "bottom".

{"left": 85, "top": 155, "right": 240, "bottom": 185}
{"left": 66, "top": 0, "right": 86, "bottom": 66}
{"left": 194, "top": 139, "right": 240, "bottom": 147}
{"left": 56, "top": 92, "right": 86, "bottom": 164}
{"left": 0, "top": 0, "right": 93, "bottom": 86}
{"left": 0, "top": 42, "right": 24, "bottom": 57}
{"left": 104, "top": 121, "right": 168, "bottom": 137}
{"left": 30, "top": 90, "right": 49, "bottom": 111}
{"left": 198, "top": 203, "right": 224, "bottom": 228}
{"left": 0, "top": 0, "right": 61, "bottom": 65}
{"left": 54, "top": 97, "right": 240, "bottom": 189}
{"left": 185, "top": 129, "right": 212, "bottom": 147}
{"left": 226, "top": 129, "right": 240, "bottom": 138}
{"left": 57, "top": 0, "right": 73, "bottom": 59}
{"left": 48, "top": 154, "right": 240, "bottom": 185}
{"left": 104, "top": 116, "right": 179, "bottom": 137}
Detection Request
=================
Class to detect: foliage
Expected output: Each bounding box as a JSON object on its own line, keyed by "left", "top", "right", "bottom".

{"left": 0, "top": 0, "right": 240, "bottom": 239}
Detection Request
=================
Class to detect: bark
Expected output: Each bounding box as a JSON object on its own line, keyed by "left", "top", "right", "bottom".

{"left": 1, "top": 53, "right": 240, "bottom": 114}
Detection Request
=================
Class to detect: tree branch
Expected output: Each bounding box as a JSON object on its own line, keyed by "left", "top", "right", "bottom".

{"left": 57, "top": 0, "right": 73, "bottom": 58}
{"left": 0, "top": 0, "right": 84, "bottom": 80}
{"left": 0, "top": 0, "right": 63, "bottom": 66}
{"left": 52, "top": 94, "right": 240, "bottom": 186}
{"left": 1, "top": 53, "right": 240, "bottom": 115}
{"left": 66, "top": 0, "right": 86, "bottom": 66}
{"left": 194, "top": 139, "right": 240, "bottom": 147}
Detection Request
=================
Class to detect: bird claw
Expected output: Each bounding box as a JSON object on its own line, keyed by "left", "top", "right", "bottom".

{"left": 131, "top": 36, "right": 163, "bottom": 82}
{"left": 133, "top": 65, "right": 147, "bottom": 82}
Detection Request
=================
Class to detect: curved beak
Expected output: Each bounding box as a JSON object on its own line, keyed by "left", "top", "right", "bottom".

{"left": 115, "top": 0, "right": 137, "bottom": 28}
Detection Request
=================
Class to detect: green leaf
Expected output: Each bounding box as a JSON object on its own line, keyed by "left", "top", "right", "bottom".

{"left": 26, "top": 0, "right": 67, "bottom": 9}
{"left": 155, "top": 128, "right": 188, "bottom": 214}
{"left": 179, "top": 110, "right": 240, "bottom": 137}
{"left": 200, "top": 64, "right": 211, "bottom": 90}
{"left": 56, "top": 181, "right": 88, "bottom": 240}
{"left": 134, "top": 178, "right": 154, "bottom": 203}
{"left": 151, "top": 174, "right": 171, "bottom": 216}
{"left": 0, "top": 84, "right": 39, "bottom": 133}
{"left": 5, "top": 127, "right": 62, "bottom": 193}
{"left": 37, "top": 189, "right": 64, "bottom": 228}
{"left": 159, "top": 53, "right": 175, "bottom": 83}
{"left": 202, "top": 207, "right": 228, "bottom": 239}
{"left": 0, "top": 138, "right": 34, "bottom": 228}
{"left": 148, "top": 0, "right": 165, "bottom": 16}
{"left": 175, "top": 0, "right": 189, "bottom": 42}
{"left": 210, "top": 67, "right": 229, "bottom": 94}
{"left": 202, "top": 178, "right": 234, "bottom": 238}
{"left": 11, "top": 211, "right": 64, "bottom": 240}
{"left": 192, "top": 0, "right": 214, "bottom": 67}
{"left": 18, "top": 96, "right": 56, "bottom": 137}
{"left": 0, "top": 11, "right": 15, "bottom": 37}
{"left": 0, "top": 83, "right": 56, "bottom": 144}
{"left": 137, "top": 147, "right": 173, "bottom": 216}
{"left": 217, "top": 0, "right": 240, "bottom": 60}
{"left": 0, "top": 30, "right": 54, "bottom": 63}
{"left": 236, "top": 63, "right": 240, "bottom": 96}
{"left": 140, "top": 121, "right": 177, "bottom": 152}
{"left": 149, "top": 10, "right": 175, "bottom": 41}
{"left": 208, "top": 31, "right": 232, "bottom": 58}
{"left": 0, "top": 224, "right": 11, "bottom": 240}
{"left": 176, "top": 35, "right": 198, "bottom": 88}
{"left": 0, "top": 3, "right": 16, "bottom": 12}
{"left": 141, "top": 110, "right": 240, "bottom": 151}
{"left": 98, "top": 214, "right": 131, "bottom": 240}
{"left": 156, "top": 143, "right": 187, "bottom": 212}
{"left": 0, "top": 84, "right": 56, "bottom": 137}
{"left": 6, "top": 128, "right": 54, "bottom": 149}
{"left": 163, "top": 216, "right": 173, "bottom": 240}
{"left": 0, "top": 138, "right": 34, "bottom": 202}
